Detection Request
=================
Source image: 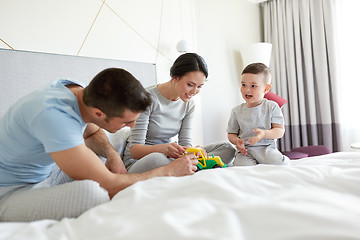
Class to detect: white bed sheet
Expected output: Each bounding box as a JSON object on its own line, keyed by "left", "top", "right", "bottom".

{"left": 1, "top": 152, "right": 360, "bottom": 240}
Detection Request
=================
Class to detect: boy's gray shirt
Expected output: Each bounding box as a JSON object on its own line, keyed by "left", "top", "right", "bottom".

{"left": 227, "top": 99, "right": 284, "bottom": 147}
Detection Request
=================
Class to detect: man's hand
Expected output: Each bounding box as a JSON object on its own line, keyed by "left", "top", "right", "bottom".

{"left": 166, "top": 154, "right": 198, "bottom": 176}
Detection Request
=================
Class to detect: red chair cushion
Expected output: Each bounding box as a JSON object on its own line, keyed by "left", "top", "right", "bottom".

{"left": 264, "top": 91, "right": 288, "bottom": 108}
{"left": 291, "top": 145, "right": 331, "bottom": 157}
{"left": 283, "top": 151, "right": 309, "bottom": 160}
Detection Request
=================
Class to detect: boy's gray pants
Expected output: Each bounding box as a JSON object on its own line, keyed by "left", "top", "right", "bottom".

{"left": 0, "top": 165, "right": 110, "bottom": 222}
{"left": 234, "top": 144, "right": 290, "bottom": 166}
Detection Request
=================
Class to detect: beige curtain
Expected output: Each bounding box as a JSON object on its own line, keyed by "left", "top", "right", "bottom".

{"left": 262, "top": 0, "right": 342, "bottom": 152}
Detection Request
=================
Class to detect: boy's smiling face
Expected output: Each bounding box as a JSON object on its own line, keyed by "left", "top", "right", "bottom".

{"left": 240, "top": 73, "right": 271, "bottom": 108}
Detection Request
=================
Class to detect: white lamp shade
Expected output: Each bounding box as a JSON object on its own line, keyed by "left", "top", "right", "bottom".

{"left": 240, "top": 42, "right": 272, "bottom": 68}
{"left": 176, "top": 39, "right": 190, "bottom": 53}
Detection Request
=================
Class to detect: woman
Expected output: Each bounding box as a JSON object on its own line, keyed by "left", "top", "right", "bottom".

{"left": 122, "top": 53, "right": 235, "bottom": 173}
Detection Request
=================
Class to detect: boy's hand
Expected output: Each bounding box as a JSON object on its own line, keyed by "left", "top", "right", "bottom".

{"left": 248, "top": 128, "right": 265, "bottom": 145}
{"left": 235, "top": 138, "right": 247, "bottom": 155}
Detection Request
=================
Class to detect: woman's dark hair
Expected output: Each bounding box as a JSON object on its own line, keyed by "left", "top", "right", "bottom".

{"left": 242, "top": 63, "right": 271, "bottom": 84}
{"left": 170, "top": 53, "right": 208, "bottom": 78}
{"left": 83, "top": 68, "right": 152, "bottom": 118}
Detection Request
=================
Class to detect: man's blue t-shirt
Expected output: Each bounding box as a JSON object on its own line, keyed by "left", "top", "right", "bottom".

{"left": 0, "top": 80, "right": 87, "bottom": 186}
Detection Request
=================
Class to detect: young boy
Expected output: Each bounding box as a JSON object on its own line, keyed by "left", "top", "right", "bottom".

{"left": 227, "top": 63, "right": 289, "bottom": 166}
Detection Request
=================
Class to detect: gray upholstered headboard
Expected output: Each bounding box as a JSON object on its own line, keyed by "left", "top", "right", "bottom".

{"left": 0, "top": 48, "right": 157, "bottom": 118}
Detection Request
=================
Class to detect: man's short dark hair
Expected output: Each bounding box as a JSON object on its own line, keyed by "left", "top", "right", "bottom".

{"left": 83, "top": 68, "right": 152, "bottom": 118}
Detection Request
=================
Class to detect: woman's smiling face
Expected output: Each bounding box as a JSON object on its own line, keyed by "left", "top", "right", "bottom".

{"left": 174, "top": 71, "right": 206, "bottom": 102}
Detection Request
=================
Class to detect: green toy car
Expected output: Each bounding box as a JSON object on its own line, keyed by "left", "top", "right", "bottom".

{"left": 185, "top": 147, "right": 227, "bottom": 171}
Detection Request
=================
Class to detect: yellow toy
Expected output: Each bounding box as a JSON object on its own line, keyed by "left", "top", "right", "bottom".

{"left": 185, "top": 147, "right": 227, "bottom": 170}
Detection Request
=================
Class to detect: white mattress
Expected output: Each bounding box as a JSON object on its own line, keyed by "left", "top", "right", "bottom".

{"left": 1, "top": 152, "right": 360, "bottom": 240}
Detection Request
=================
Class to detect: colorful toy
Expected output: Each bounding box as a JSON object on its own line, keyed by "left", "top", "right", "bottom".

{"left": 185, "top": 147, "right": 227, "bottom": 171}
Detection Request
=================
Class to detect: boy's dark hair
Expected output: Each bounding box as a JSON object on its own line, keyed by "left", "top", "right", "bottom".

{"left": 83, "top": 68, "right": 152, "bottom": 118}
{"left": 170, "top": 53, "right": 208, "bottom": 78}
{"left": 242, "top": 63, "right": 271, "bottom": 84}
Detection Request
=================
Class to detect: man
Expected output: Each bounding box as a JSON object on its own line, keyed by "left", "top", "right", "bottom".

{"left": 0, "top": 68, "right": 198, "bottom": 222}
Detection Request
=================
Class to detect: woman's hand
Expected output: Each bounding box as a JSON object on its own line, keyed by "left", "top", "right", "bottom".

{"left": 183, "top": 145, "right": 207, "bottom": 158}
{"left": 162, "top": 142, "right": 186, "bottom": 158}
{"left": 195, "top": 145, "right": 207, "bottom": 158}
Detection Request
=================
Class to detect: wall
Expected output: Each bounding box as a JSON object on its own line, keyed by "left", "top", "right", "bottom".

{"left": 0, "top": 0, "right": 261, "bottom": 145}
{"left": 195, "top": 0, "right": 262, "bottom": 144}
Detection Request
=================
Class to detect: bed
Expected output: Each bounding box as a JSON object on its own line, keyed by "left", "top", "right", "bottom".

{"left": 1, "top": 49, "right": 360, "bottom": 240}
{"left": 0, "top": 152, "right": 360, "bottom": 239}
